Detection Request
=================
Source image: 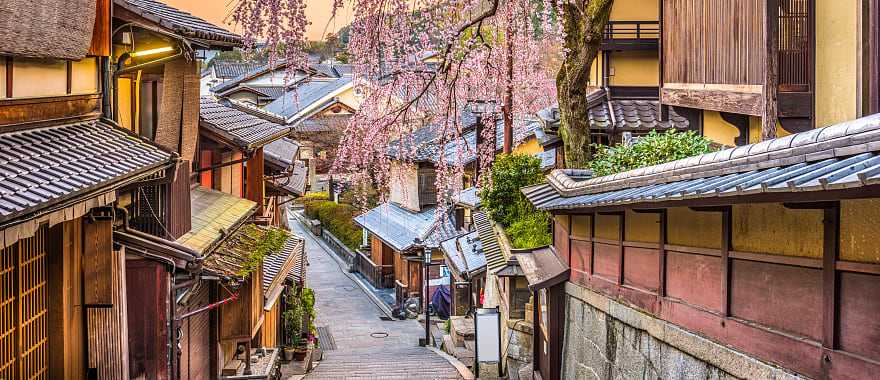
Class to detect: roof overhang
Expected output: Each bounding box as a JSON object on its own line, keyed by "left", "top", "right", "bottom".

{"left": 513, "top": 246, "right": 569, "bottom": 291}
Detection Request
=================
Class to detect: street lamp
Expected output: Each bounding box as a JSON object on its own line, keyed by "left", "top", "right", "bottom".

{"left": 467, "top": 99, "right": 497, "bottom": 185}
{"left": 423, "top": 249, "right": 432, "bottom": 347}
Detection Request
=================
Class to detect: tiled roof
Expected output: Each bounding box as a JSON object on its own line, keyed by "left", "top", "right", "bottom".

{"left": 588, "top": 100, "right": 690, "bottom": 131}
{"left": 454, "top": 187, "right": 480, "bottom": 209}
{"left": 264, "top": 77, "right": 353, "bottom": 120}
{"left": 213, "top": 61, "right": 259, "bottom": 79}
{"left": 176, "top": 187, "right": 257, "bottom": 254}
{"left": 115, "top": 0, "right": 241, "bottom": 46}
{"left": 270, "top": 161, "right": 308, "bottom": 196}
{"left": 354, "top": 202, "right": 457, "bottom": 251}
{"left": 0, "top": 119, "right": 172, "bottom": 223}
{"left": 473, "top": 212, "right": 504, "bottom": 273}
{"left": 263, "top": 235, "right": 306, "bottom": 292}
{"left": 388, "top": 119, "right": 505, "bottom": 164}
{"left": 263, "top": 138, "right": 300, "bottom": 168}
{"left": 537, "top": 149, "right": 557, "bottom": 171}
{"left": 200, "top": 96, "right": 291, "bottom": 149}
{"left": 440, "top": 231, "right": 487, "bottom": 279}
{"left": 524, "top": 113, "right": 880, "bottom": 210}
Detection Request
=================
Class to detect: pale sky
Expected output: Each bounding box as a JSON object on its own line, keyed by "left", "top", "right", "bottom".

{"left": 162, "top": 0, "right": 354, "bottom": 41}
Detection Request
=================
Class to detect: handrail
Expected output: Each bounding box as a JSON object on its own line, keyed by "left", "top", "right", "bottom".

{"left": 603, "top": 20, "right": 660, "bottom": 40}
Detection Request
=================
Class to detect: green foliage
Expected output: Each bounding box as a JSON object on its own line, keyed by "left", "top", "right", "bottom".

{"left": 587, "top": 130, "right": 717, "bottom": 177}
{"left": 481, "top": 154, "right": 551, "bottom": 249}
{"left": 481, "top": 154, "right": 545, "bottom": 227}
{"left": 443, "top": 318, "right": 451, "bottom": 333}
{"left": 507, "top": 212, "right": 553, "bottom": 249}
{"left": 283, "top": 290, "right": 304, "bottom": 347}
{"left": 236, "top": 225, "right": 290, "bottom": 277}
{"left": 301, "top": 193, "right": 362, "bottom": 250}
{"left": 300, "top": 288, "right": 317, "bottom": 335}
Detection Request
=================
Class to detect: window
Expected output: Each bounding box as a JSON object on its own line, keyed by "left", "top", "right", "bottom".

{"left": 0, "top": 226, "right": 49, "bottom": 379}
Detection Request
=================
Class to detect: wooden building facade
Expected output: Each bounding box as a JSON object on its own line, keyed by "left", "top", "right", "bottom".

{"left": 524, "top": 112, "right": 880, "bottom": 379}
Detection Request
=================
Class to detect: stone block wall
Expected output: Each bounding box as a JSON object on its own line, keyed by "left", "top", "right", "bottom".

{"left": 562, "top": 284, "right": 809, "bottom": 380}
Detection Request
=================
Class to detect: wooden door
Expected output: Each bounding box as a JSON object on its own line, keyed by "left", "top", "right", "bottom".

{"left": 0, "top": 226, "right": 49, "bottom": 379}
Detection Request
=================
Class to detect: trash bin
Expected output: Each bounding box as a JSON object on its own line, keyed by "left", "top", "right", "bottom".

{"left": 309, "top": 219, "right": 322, "bottom": 236}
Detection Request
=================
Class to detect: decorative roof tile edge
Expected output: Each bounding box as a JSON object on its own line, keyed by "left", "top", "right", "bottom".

{"left": 548, "top": 114, "right": 880, "bottom": 197}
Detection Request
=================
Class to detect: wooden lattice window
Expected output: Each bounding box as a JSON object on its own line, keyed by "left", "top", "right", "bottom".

{"left": 0, "top": 226, "right": 49, "bottom": 379}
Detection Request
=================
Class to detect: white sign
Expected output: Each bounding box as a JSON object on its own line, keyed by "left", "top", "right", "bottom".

{"left": 475, "top": 308, "right": 501, "bottom": 363}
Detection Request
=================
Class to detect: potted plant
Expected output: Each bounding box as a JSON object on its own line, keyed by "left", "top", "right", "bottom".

{"left": 282, "top": 290, "right": 305, "bottom": 361}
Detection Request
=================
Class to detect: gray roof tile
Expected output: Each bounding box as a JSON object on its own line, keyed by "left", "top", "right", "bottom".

{"left": 0, "top": 119, "right": 172, "bottom": 222}
{"left": 200, "top": 96, "right": 291, "bottom": 149}
{"left": 354, "top": 202, "right": 457, "bottom": 251}
{"left": 116, "top": 0, "right": 241, "bottom": 46}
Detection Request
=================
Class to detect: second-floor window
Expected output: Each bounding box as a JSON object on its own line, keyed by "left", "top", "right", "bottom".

{"left": 418, "top": 167, "right": 437, "bottom": 207}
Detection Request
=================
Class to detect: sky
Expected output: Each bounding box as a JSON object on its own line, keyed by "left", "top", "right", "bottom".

{"left": 163, "top": 0, "right": 354, "bottom": 41}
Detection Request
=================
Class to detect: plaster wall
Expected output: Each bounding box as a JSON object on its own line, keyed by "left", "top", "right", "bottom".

{"left": 840, "top": 198, "right": 880, "bottom": 263}
{"left": 389, "top": 162, "right": 420, "bottom": 211}
{"left": 0, "top": 57, "right": 5, "bottom": 98}
{"left": 732, "top": 204, "right": 823, "bottom": 258}
{"left": 667, "top": 207, "right": 722, "bottom": 249}
{"left": 610, "top": 0, "right": 659, "bottom": 21}
{"left": 594, "top": 214, "right": 619, "bottom": 240}
{"left": 12, "top": 57, "right": 67, "bottom": 98}
{"left": 624, "top": 210, "right": 660, "bottom": 243}
{"left": 608, "top": 51, "right": 660, "bottom": 87}
{"left": 815, "top": 0, "right": 860, "bottom": 127}
{"left": 571, "top": 215, "right": 591, "bottom": 239}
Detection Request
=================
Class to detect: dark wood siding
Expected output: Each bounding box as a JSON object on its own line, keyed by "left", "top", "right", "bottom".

{"left": 126, "top": 259, "right": 170, "bottom": 380}
{"left": 663, "top": 0, "right": 765, "bottom": 85}
{"left": 178, "top": 283, "right": 212, "bottom": 380}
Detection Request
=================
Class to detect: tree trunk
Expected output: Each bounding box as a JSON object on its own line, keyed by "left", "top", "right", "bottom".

{"left": 556, "top": 0, "right": 614, "bottom": 168}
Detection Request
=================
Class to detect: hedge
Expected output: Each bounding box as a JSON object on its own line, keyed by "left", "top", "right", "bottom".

{"left": 301, "top": 192, "right": 362, "bottom": 250}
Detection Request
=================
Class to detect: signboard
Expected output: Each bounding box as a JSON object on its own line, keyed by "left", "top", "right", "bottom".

{"left": 474, "top": 307, "right": 501, "bottom": 363}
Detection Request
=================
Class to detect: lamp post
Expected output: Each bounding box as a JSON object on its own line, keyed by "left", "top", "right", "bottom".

{"left": 423, "top": 250, "right": 432, "bottom": 347}
{"left": 467, "top": 100, "right": 497, "bottom": 185}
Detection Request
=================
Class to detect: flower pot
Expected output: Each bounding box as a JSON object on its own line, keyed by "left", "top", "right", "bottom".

{"left": 282, "top": 347, "right": 296, "bottom": 361}
{"left": 292, "top": 347, "right": 308, "bottom": 361}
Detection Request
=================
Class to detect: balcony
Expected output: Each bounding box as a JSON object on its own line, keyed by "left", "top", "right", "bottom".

{"left": 602, "top": 21, "right": 660, "bottom": 51}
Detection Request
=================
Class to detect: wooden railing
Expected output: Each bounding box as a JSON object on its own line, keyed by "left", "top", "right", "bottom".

{"left": 602, "top": 21, "right": 659, "bottom": 50}
{"left": 254, "top": 196, "right": 277, "bottom": 226}
{"left": 395, "top": 280, "right": 409, "bottom": 306}
{"left": 320, "top": 228, "right": 356, "bottom": 270}
{"left": 353, "top": 250, "right": 394, "bottom": 289}
{"left": 129, "top": 184, "right": 168, "bottom": 238}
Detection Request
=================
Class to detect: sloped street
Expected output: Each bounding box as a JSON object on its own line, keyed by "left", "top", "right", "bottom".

{"left": 287, "top": 217, "right": 465, "bottom": 380}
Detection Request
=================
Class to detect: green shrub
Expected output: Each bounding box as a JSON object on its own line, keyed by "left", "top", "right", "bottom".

{"left": 300, "top": 194, "right": 362, "bottom": 250}
{"left": 481, "top": 154, "right": 551, "bottom": 249}
{"left": 481, "top": 154, "right": 545, "bottom": 227}
{"left": 507, "top": 212, "right": 552, "bottom": 249}
{"left": 587, "top": 130, "right": 716, "bottom": 177}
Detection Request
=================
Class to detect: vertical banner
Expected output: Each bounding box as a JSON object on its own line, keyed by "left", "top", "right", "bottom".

{"left": 474, "top": 307, "right": 501, "bottom": 363}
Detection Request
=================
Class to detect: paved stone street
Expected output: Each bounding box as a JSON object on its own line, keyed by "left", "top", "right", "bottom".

{"left": 287, "top": 216, "right": 464, "bottom": 380}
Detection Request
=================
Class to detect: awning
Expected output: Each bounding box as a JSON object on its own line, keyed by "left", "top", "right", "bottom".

{"left": 513, "top": 246, "right": 569, "bottom": 291}
{"left": 114, "top": 0, "right": 242, "bottom": 48}
{"left": 176, "top": 187, "right": 257, "bottom": 255}
{"left": 200, "top": 96, "right": 292, "bottom": 151}
{"left": 268, "top": 161, "right": 308, "bottom": 196}
{"left": 439, "top": 231, "right": 486, "bottom": 280}
{"left": 0, "top": 118, "right": 174, "bottom": 248}
{"left": 262, "top": 236, "right": 306, "bottom": 310}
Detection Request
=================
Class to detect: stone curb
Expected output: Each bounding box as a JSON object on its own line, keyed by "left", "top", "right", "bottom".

{"left": 288, "top": 210, "right": 395, "bottom": 319}
{"left": 427, "top": 346, "right": 476, "bottom": 380}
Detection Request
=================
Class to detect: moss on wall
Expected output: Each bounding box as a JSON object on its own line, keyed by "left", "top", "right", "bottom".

{"left": 732, "top": 204, "right": 823, "bottom": 258}
{"left": 625, "top": 210, "right": 660, "bottom": 243}
{"left": 667, "top": 207, "right": 722, "bottom": 249}
{"left": 840, "top": 199, "right": 880, "bottom": 263}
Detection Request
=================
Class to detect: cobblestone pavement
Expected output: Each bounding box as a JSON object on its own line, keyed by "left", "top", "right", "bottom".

{"left": 288, "top": 217, "right": 463, "bottom": 380}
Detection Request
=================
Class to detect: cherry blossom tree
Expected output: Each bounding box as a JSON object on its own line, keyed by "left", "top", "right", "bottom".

{"left": 233, "top": 0, "right": 615, "bottom": 205}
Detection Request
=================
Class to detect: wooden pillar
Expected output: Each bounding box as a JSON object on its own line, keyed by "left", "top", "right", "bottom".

{"left": 617, "top": 212, "right": 625, "bottom": 286}
{"left": 589, "top": 212, "right": 596, "bottom": 276}
{"left": 47, "top": 220, "right": 85, "bottom": 380}
{"left": 658, "top": 209, "right": 668, "bottom": 297}
{"left": 721, "top": 206, "right": 732, "bottom": 317}
{"left": 247, "top": 148, "right": 265, "bottom": 214}
{"left": 822, "top": 204, "right": 840, "bottom": 351}
{"left": 869, "top": 0, "right": 880, "bottom": 114}
{"left": 762, "top": 0, "right": 780, "bottom": 140}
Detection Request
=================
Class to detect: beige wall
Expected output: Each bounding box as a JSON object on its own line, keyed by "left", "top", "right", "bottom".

{"left": 611, "top": 0, "right": 659, "bottom": 21}
{"left": 815, "top": 0, "right": 860, "bottom": 126}
{"left": 118, "top": 78, "right": 134, "bottom": 131}
{"left": 609, "top": 51, "right": 660, "bottom": 87}
{"left": 12, "top": 58, "right": 67, "bottom": 98}
{"left": 389, "top": 162, "right": 420, "bottom": 211}
{"left": 732, "top": 203, "right": 823, "bottom": 258}
{"left": 667, "top": 207, "right": 722, "bottom": 249}
{"left": 571, "top": 215, "right": 591, "bottom": 239}
{"left": 702, "top": 111, "right": 739, "bottom": 147}
{"left": 71, "top": 58, "right": 98, "bottom": 94}
{"left": 625, "top": 210, "right": 660, "bottom": 243}
{"left": 594, "top": 214, "right": 620, "bottom": 240}
{"left": 0, "top": 57, "right": 5, "bottom": 99}
{"left": 840, "top": 199, "right": 880, "bottom": 263}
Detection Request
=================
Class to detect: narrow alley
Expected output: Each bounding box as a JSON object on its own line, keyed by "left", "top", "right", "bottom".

{"left": 287, "top": 216, "right": 465, "bottom": 380}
